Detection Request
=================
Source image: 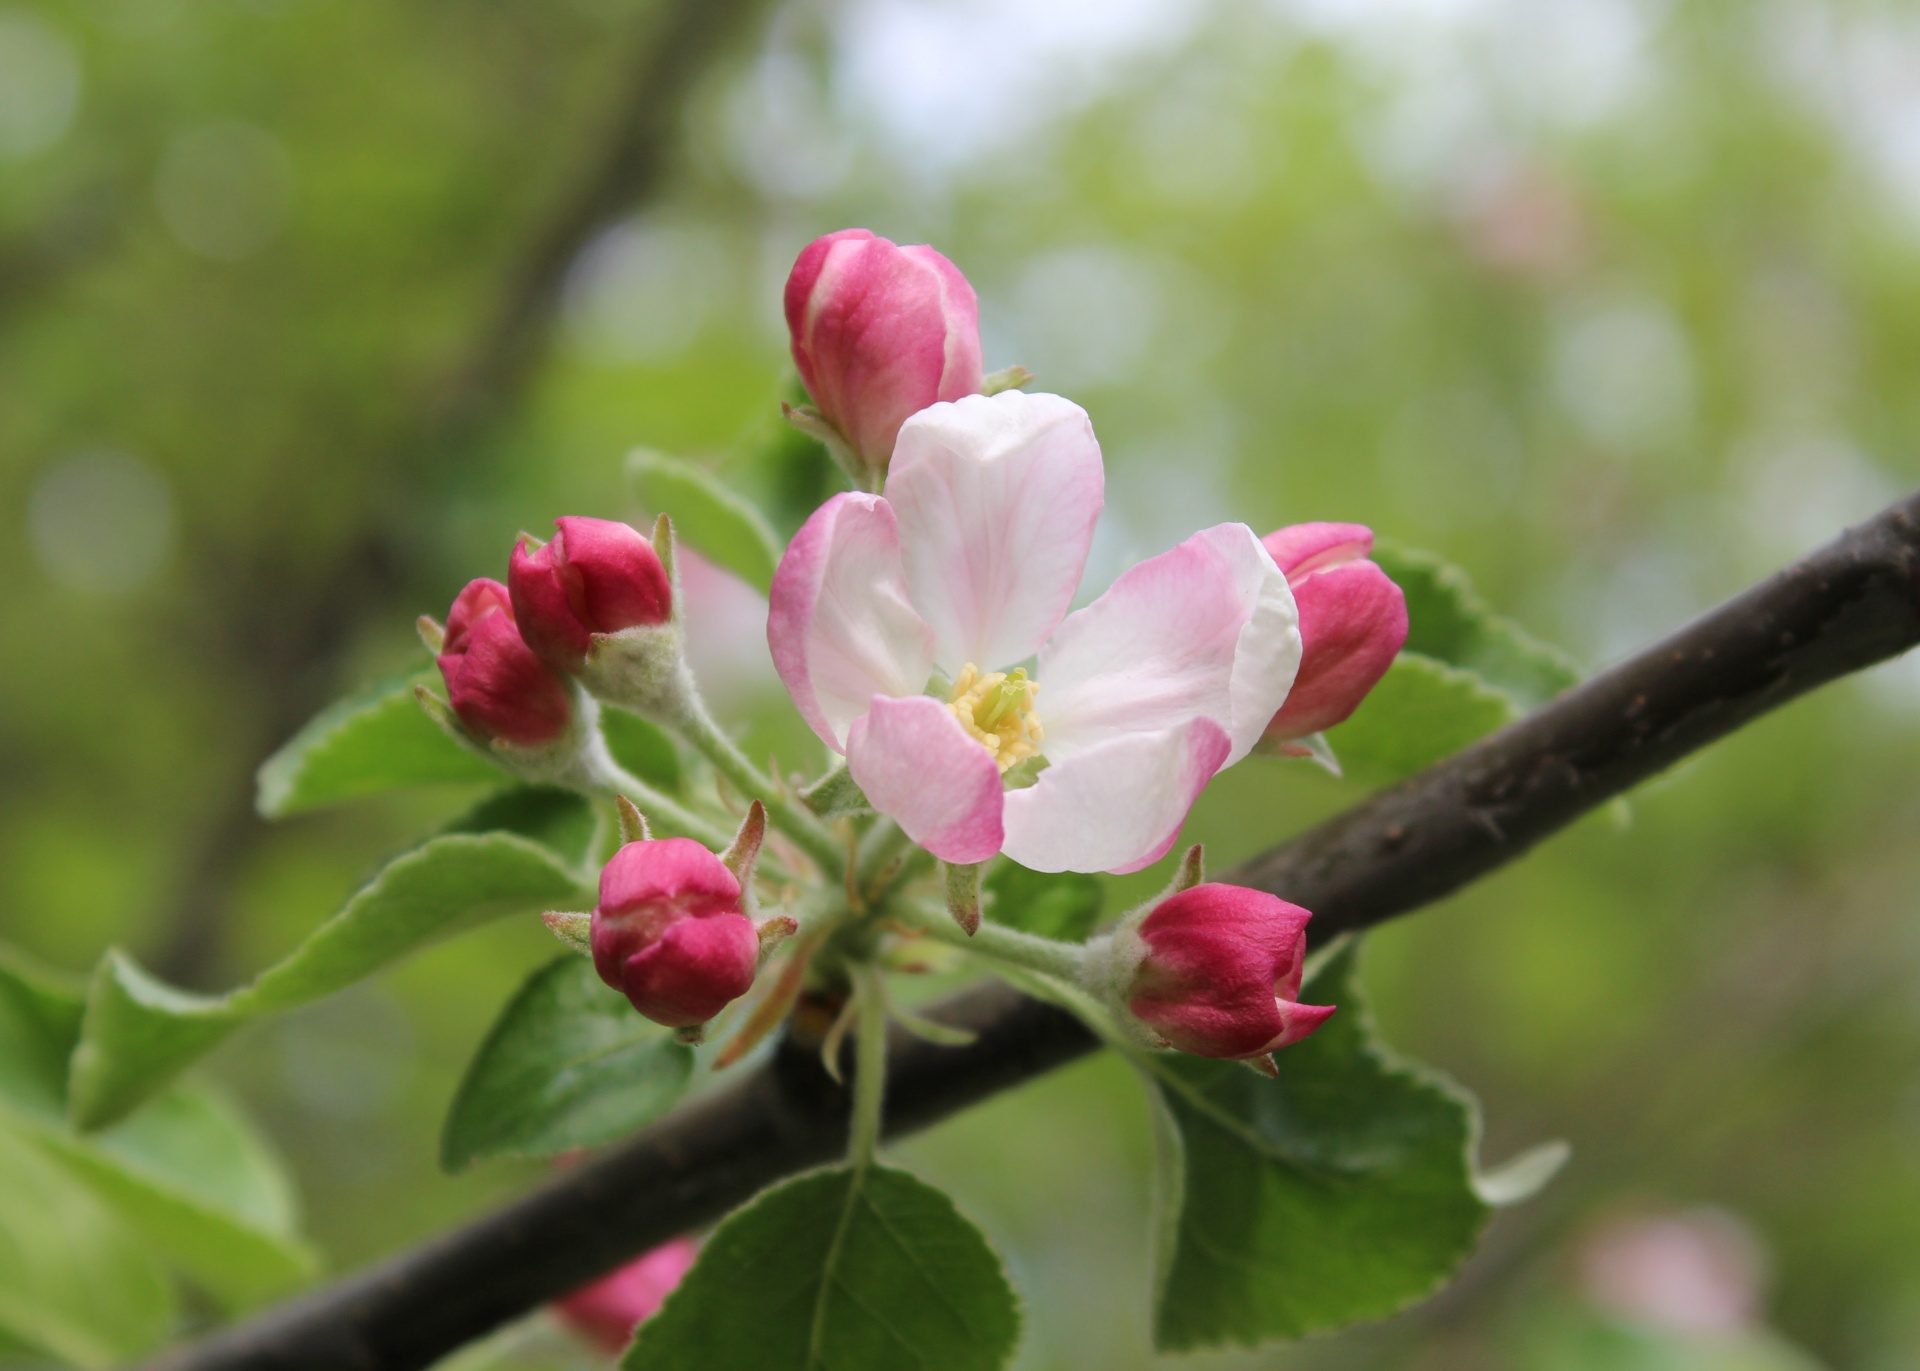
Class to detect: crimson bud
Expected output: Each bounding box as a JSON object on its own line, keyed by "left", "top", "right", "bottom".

{"left": 434, "top": 578, "right": 573, "bottom": 747}
{"left": 591, "top": 837, "right": 759, "bottom": 1029}
{"left": 509, "top": 517, "right": 673, "bottom": 674}
{"left": 1124, "top": 882, "right": 1335, "bottom": 1061}
{"left": 1260, "top": 522, "right": 1408, "bottom": 745}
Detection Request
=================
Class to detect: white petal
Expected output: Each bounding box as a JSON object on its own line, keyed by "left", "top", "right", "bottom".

{"left": 885, "top": 391, "right": 1104, "bottom": 673}
{"left": 846, "top": 694, "right": 1005, "bottom": 864}
{"left": 1001, "top": 717, "right": 1231, "bottom": 875}
{"left": 766, "top": 493, "right": 935, "bottom": 751}
{"left": 1037, "top": 523, "right": 1299, "bottom": 765}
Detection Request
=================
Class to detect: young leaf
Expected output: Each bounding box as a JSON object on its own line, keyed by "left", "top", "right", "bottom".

{"left": 983, "top": 860, "right": 1105, "bottom": 942}
{"left": 602, "top": 707, "right": 684, "bottom": 792}
{"left": 1326, "top": 652, "right": 1518, "bottom": 782}
{"left": 445, "top": 786, "right": 600, "bottom": 868}
{"left": 625, "top": 1164, "right": 1020, "bottom": 1371}
{"left": 68, "top": 832, "right": 592, "bottom": 1131}
{"left": 1372, "top": 544, "right": 1582, "bottom": 708}
{"left": 256, "top": 673, "right": 500, "bottom": 818}
{"left": 0, "top": 951, "right": 319, "bottom": 1309}
{"left": 1149, "top": 945, "right": 1496, "bottom": 1350}
{"left": 627, "top": 448, "right": 785, "bottom": 594}
{"left": 441, "top": 956, "right": 693, "bottom": 1171}
{"left": 0, "top": 1120, "right": 173, "bottom": 1369}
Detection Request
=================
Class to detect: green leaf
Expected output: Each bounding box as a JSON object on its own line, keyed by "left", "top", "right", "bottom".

{"left": 69, "top": 832, "right": 592, "bottom": 1131}
{"left": 1327, "top": 652, "right": 1519, "bottom": 782}
{"left": 256, "top": 672, "right": 500, "bottom": 818}
{"left": 628, "top": 448, "right": 784, "bottom": 594}
{"left": 602, "top": 707, "right": 683, "bottom": 792}
{"left": 0, "top": 1120, "right": 173, "bottom": 1368}
{"left": 983, "top": 861, "right": 1104, "bottom": 942}
{"left": 626, "top": 1164, "right": 1020, "bottom": 1371}
{"left": 1149, "top": 945, "right": 1495, "bottom": 1350}
{"left": 1372, "top": 544, "right": 1582, "bottom": 708}
{"left": 441, "top": 956, "right": 693, "bottom": 1171}
{"left": 0, "top": 947, "right": 319, "bottom": 1308}
{"left": 446, "top": 786, "right": 600, "bottom": 869}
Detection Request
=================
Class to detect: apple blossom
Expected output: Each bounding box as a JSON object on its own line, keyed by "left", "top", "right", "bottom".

{"left": 1106, "top": 881, "right": 1335, "bottom": 1062}
{"left": 784, "top": 228, "right": 983, "bottom": 478}
{"left": 592, "top": 837, "right": 759, "bottom": 1029}
{"left": 433, "top": 578, "right": 573, "bottom": 747}
{"left": 767, "top": 390, "right": 1302, "bottom": 874}
{"left": 1260, "top": 522, "right": 1407, "bottom": 747}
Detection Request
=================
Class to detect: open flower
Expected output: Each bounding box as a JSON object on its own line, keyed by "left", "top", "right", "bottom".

{"left": 768, "top": 391, "right": 1301, "bottom": 874}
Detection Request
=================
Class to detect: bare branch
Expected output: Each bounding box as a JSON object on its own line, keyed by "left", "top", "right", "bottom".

{"left": 139, "top": 491, "right": 1920, "bottom": 1371}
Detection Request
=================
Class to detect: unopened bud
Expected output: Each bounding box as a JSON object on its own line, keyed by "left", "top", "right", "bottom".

{"left": 552, "top": 1237, "right": 699, "bottom": 1353}
{"left": 784, "top": 228, "right": 983, "bottom": 478}
{"left": 434, "top": 578, "right": 573, "bottom": 747}
{"left": 1260, "top": 523, "right": 1408, "bottom": 746}
{"left": 510, "top": 516, "right": 687, "bottom": 717}
{"left": 1090, "top": 883, "right": 1335, "bottom": 1063}
{"left": 592, "top": 837, "right": 760, "bottom": 1029}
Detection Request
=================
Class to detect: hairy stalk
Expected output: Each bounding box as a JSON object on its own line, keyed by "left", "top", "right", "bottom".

{"left": 669, "top": 691, "right": 845, "bottom": 874}
{"left": 894, "top": 897, "right": 1089, "bottom": 983}
{"left": 848, "top": 964, "right": 889, "bottom": 1169}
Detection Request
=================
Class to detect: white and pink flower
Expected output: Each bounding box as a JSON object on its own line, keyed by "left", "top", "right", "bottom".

{"left": 767, "top": 390, "right": 1302, "bottom": 874}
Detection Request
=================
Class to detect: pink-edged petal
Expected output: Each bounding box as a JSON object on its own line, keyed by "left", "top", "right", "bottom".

{"left": 1000, "top": 716, "right": 1230, "bottom": 875}
{"left": 767, "top": 493, "right": 935, "bottom": 752}
{"left": 1038, "top": 523, "right": 1299, "bottom": 766}
{"left": 885, "top": 391, "right": 1104, "bottom": 673}
{"left": 1262, "top": 522, "right": 1374, "bottom": 580}
{"left": 846, "top": 694, "right": 1004, "bottom": 864}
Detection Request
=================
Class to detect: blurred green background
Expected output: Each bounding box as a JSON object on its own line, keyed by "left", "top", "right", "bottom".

{"left": 6, "top": 0, "right": 1920, "bottom": 1366}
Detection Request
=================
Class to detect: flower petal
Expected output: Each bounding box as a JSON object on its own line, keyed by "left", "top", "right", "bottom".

{"left": 846, "top": 694, "right": 1005, "bottom": 864}
{"left": 1038, "top": 523, "right": 1300, "bottom": 765}
{"left": 885, "top": 391, "right": 1104, "bottom": 673}
{"left": 767, "top": 493, "right": 935, "bottom": 751}
{"left": 1000, "top": 716, "right": 1230, "bottom": 874}
{"left": 1262, "top": 521, "right": 1374, "bottom": 580}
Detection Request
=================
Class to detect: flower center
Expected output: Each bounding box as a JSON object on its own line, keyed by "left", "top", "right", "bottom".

{"left": 947, "top": 663, "right": 1044, "bottom": 773}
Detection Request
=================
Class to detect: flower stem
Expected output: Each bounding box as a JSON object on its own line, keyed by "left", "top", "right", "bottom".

{"left": 894, "top": 898, "right": 1089, "bottom": 984}
{"left": 848, "top": 963, "right": 888, "bottom": 1170}
{"left": 670, "top": 692, "right": 847, "bottom": 874}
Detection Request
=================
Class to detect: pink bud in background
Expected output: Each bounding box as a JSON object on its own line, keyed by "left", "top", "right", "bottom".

{"left": 1260, "top": 522, "right": 1407, "bottom": 743}
{"left": 1578, "top": 1210, "right": 1765, "bottom": 1336}
{"left": 1125, "top": 883, "right": 1335, "bottom": 1061}
{"left": 784, "top": 228, "right": 984, "bottom": 474}
{"left": 509, "top": 517, "right": 673, "bottom": 673}
{"left": 553, "top": 1237, "right": 699, "bottom": 1354}
{"left": 592, "top": 838, "right": 759, "bottom": 1028}
{"left": 435, "top": 578, "right": 573, "bottom": 747}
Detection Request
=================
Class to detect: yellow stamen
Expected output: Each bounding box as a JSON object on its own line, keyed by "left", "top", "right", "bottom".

{"left": 946, "top": 663, "right": 1045, "bottom": 773}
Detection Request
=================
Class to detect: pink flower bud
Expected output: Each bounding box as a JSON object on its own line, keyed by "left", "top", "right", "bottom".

{"left": 1261, "top": 522, "right": 1408, "bottom": 742}
{"left": 553, "top": 1237, "right": 699, "bottom": 1353}
{"left": 509, "top": 517, "right": 673, "bottom": 673}
{"left": 435, "top": 578, "right": 573, "bottom": 747}
{"left": 591, "top": 837, "right": 759, "bottom": 1028}
{"left": 1126, "top": 883, "right": 1335, "bottom": 1061}
{"left": 784, "top": 228, "right": 984, "bottom": 473}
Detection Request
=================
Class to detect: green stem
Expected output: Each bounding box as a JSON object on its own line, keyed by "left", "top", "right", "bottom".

{"left": 848, "top": 963, "right": 888, "bottom": 1170}
{"left": 591, "top": 760, "right": 735, "bottom": 852}
{"left": 854, "top": 818, "right": 915, "bottom": 889}
{"left": 893, "top": 898, "right": 1089, "bottom": 984}
{"left": 671, "top": 693, "right": 846, "bottom": 874}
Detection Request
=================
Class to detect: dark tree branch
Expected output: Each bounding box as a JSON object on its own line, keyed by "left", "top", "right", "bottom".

{"left": 138, "top": 491, "right": 1920, "bottom": 1371}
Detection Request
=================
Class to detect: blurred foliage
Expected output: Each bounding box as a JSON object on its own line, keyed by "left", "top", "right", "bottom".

{"left": 8, "top": 0, "right": 1920, "bottom": 1367}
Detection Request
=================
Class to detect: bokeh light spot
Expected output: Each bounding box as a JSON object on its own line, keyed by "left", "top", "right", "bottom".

{"left": 155, "top": 121, "right": 296, "bottom": 261}
{"left": 0, "top": 8, "right": 81, "bottom": 158}
{"left": 28, "top": 449, "right": 175, "bottom": 594}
